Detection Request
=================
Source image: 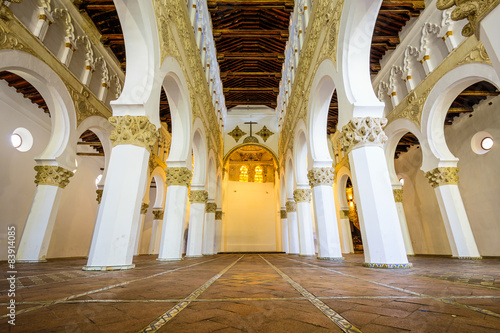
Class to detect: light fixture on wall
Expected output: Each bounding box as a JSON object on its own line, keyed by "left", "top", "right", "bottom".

{"left": 471, "top": 131, "right": 494, "bottom": 155}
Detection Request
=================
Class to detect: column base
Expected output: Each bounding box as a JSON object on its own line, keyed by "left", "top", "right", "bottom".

{"left": 157, "top": 257, "right": 183, "bottom": 262}
{"left": 453, "top": 256, "right": 482, "bottom": 260}
{"left": 363, "top": 262, "right": 413, "bottom": 269}
{"left": 185, "top": 255, "right": 203, "bottom": 258}
{"left": 16, "top": 259, "right": 48, "bottom": 263}
{"left": 82, "top": 264, "right": 135, "bottom": 271}
{"left": 299, "top": 254, "right": 316, "bottom": 257}
{"left": 317, "top": 257, "right": 344, "bottom": 261}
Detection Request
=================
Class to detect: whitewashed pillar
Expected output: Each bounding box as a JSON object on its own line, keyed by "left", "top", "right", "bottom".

{"left": 186, "top": 189, "right": 208, "bottom": 257}
{"left": 280, "top": 208, "right": 289, "bottom": 253}
{"left": 339, "top": 117, "right": 411, "bottom": 268}
{"left": 17, "top": 166, "right": 73, "bottom": 262}
{"left": 308, "top": 167, "right": 343, "bottom": 260}
{"left": 203, "top": 202, "right": 217, "bottom": 255}
{"left": 339, "top": 209, "right": 354, "bottom": 254}
{"left": 425, "top": 167, "right": 481, "bottom": 259}
{"left": 480, "top": 4, "right": 500, "bottom": 76}
{"left": 293, "top": 189, "right": 315, "bottom": 256}
{"left": 214, "top": 209, "right": 222, "bottom": 253}
{"left": 286, "top": 200, "right": 299, "bottom": 254}
{"left": 158, "top": 167, "right": 192, "bottom": 261}
{"left": 84, "top": 116, "right": 158, "bottom": 270}
{"left": 393, "top": 188, "right": 414, "bottom": 255}
{"left": 149, "top": 209, "right": 164, "bottom": 255}
{"left": 33, "top": 6, "right": 53, "bottom": 41}
{"left": 133, "top": 203, "right": 148, "bottom": 256}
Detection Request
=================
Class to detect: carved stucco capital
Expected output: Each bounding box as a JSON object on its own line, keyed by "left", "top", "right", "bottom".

{"left": 293, "top": 189, "right": 312, "bottom": 203}
{"left": 189, "top": 190, "right": 208, "bottom": 203}
{"left": 109, "top": 115, "right": 159, "bottom": 153}
{"left": 285, "top": 201, "right": 297, "bottom": 213}
{"left": 393, "top": 189, "right": 404, "bottom": 203}
{"left": 307, "top": 167, "right": 335, "bottom": 187}
{"left": 339, "top": 209, "right": 350, "bottom": 219}
{"left": 96, "top": 189, "right": 103, "bottom": 204}
{"left": 215, "top": 210, "right": 223, "bottom": 220}
{"left": 425, "top": 167, "right": 460, "bottom": 188}
{"left": 206, "top": 202, "right": 217, "bottom": 213}
{"left": 152, "top": 209, "right": 164, "bottom": 220}
{"left": 338, "top": 117, "right": 388, "bottom": 153}
{"left": 140, "top": 203, "right": 149, "bottom": 215}
{"left": 280, "top": 209, "right": 287, "bottom": 219}
{"left": 165, "top": 167, "right": 192, "bottom": 186}
{"left": 34, "top": 165, "right": 73, "bottom": 188}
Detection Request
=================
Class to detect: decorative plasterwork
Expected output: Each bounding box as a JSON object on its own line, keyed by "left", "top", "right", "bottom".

{"left": 153, "top": 209, "right": 164, "bottom": 220}
{"left": 436, "top": 0, "right": 500, "bottom": 37}
{"left": 228, "top": 126, "right": 246, "bottom": 143}
{"left": 140, "top": 203, "right": 149, "bottom": 215}
{"left": 278, "top": 0, "right": 345, "bottom": 161}
{"left": 165, "top": 167, "right": 192, "bottom": 186}
{"left": 109, "top": 115, "right": 159, "bottom": 153}
{"left": 34, "top": 165, "right": 73, "bottom": 188}
{"left": 339, "top": 210, "right": 349, "bottom": 219}
{"left": 393, "top": 189, "right": 404, "bottom": 203}
{"left": 215, "top": 210, "right": 223, "bottom": 220}
{"left": 285, "top": 201, "right": 297, "bottom": 212}
{"left": 307, "top": 167, "right": 335, "bottom": 187}
{"left": 189, "top": 190, "right": 208, "bottom": 203}
{"left": 425, "top": 167, "right": 460, "bottom": 188}
{"left": 338, "top": 117, "right": 388, "bottom": 153}
{"left": 96, "top": 189, "right": 103, "bottom": 204}
{"left": 293, "top": 189, "right": 312, "bottom": 203}
{"left": 256, "top": 126, "right": 274, "bottom": 142}
{"left": 205, "top": 202, "right": 217, "bottom": 213}
{"left": 280, "top": 209, "right": 287, "bottom": 219}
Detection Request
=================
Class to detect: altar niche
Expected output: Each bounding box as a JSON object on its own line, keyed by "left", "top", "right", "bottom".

{"left": 223, "top": 144, "right": 280, "bottom": 252}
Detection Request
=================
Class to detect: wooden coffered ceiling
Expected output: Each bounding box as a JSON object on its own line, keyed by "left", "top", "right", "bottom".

{"left": 208, "top": 0, "right": 294, "bottom": 110}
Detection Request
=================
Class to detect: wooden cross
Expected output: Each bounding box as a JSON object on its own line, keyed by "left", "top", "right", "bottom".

{"left": 244, "top": 121, "right": 258, "bottom": 136}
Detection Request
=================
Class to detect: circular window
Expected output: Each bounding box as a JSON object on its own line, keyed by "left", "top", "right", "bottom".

{"left": 471, "top": 132, "right": 494, "bottom": 155}
{"left": 95, "top": 174, "right": 103, "bottom": 187}
{"left": 73, "top": 159, "right": 78, "bottom": 174}
{"left": 11, "top": 127, "right": 33, "bottom": 152}
{"left": 399, "top": 178, "right": 405, "bottom": 186}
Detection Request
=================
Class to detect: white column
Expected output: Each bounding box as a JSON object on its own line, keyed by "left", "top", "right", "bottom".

{"left": 186, "top": 189, "right": 208, "bottom": 257}
{"left": 203, "top": 202, "right": 217, "bottom": 255}
{"left": 479, "top": 4, "right": 500, "bottom": 75}
{"left": 214, "top": 209, "right": 222, "bottom": 253}
{"left": 158, "top": 167, "right": 192, "bottom": 261}
{"left": 149, "top": 209, "right": 164, "bottom": 255}
{"left": 133, "top": 203, "right": 148, "bottom": 256}
{"left": 393, "top": 188, "right": 414, "bottom": 255}
{"left": 293, "top": 189, "right": 316, "bottom": 256}
{"left": 84, "top": 116, "right": 157, "bottom": 271}
{"left": 280, "top": 208, "right": 289, "bottom": 253}
{"left": 339, "top": 209, "right": 354, "bottom": 254}
{"left": 425, "top": 167, "right": 481, "bottom": 258}
{"left": 308, "top": 168, "right": 343, "bottom": 260}
{"left": 339, "top": 117, "right": 410, "bottom": 268}
{"left": 286, "top": 201, "right": 300, "bottom": 254}
{"left": 17, "top": 166, "right": 73, "bottom": 262}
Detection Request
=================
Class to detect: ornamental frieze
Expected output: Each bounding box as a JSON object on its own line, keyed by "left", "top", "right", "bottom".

{"left": 140, "top": 203, "right": 149, "bottom": 215}
{"left": 280, "top": 209, "right": 287, "bottom": 219}
{"left": 393, "top": 189, "right": 404, "bottom": 203}
{"left": 205, "top": 202, "right": 217, "bottom": 213}
{"left": 215, "top": 210, "right": 223, "bottom": 220}
{"left": 96, "top": 189, "right": 103, "bottom": 204}
{"left": 425, "top": 167, "right": 460, "bottom": 188}
{"left": 189, "top": 190, "right": 208, "bottom": 203}
{"left": 153, "top": 210, "right": 164, "bottom": 220}
{"left": 165, "top": 167, "right": 192, "bottom": 186}
{"left": 34, "top": 165, "right": 73, "bottom": 189}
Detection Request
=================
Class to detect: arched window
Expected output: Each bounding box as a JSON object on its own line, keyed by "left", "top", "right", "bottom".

{"left": 254, "top": 166, "right": 263, "bottom": 183}
{"left": 239, "top": 165, "right": 249, "bottom": 182}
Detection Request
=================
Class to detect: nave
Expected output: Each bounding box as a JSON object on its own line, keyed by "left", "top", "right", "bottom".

{"left": 2, "top": 254, "right": 500, "bottom": 332}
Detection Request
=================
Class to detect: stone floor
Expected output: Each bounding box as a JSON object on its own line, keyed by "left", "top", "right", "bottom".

{"left": 1, "top": 254, "right": 500, "bottom": 332}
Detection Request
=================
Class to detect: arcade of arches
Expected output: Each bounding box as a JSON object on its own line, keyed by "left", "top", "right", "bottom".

{"left": 1, "top": 0, "right": 500, "bottom": 331}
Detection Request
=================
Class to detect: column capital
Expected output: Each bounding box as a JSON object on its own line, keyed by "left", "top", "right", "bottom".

{"left": 189, "top": 190, "right": 208, "bottom": 203}
{"left": 307, "top": 167, "right": 335, "bottom": 187}
{"left": 280, "top": 209, "right": 287, "bottom": 219}
{"left": 393, "top": 189, "right": 403, "bottom": 202}
{"left": 340, "top": 209, "right": 349, "bottom": 219}
{"left": 425, "top": 167, "right": 459, "bottom": 188}
{"left": 96, "top": 189, "right": 103, "bottom": 204}
{"left": 152, "top": 209, "right": 164, "bottom": 220}
{"left": 109, "top": 115, "right": 159, "bottom": 153}
{"left": 285, "top": 200, "right": 297, "bottom": 212}
{"left": 215, "top": 210, "right": 223, "bottom": 220}
{"left": 165, "top": 167, "right": 192, "bottom": 186}
{"left": 293, "top": 189, "right": 312, "bottom": 203}
{"left": 140, "top": 203, "right": 149, "bottom": 215}
{"left": 206, "top": 202, "right": 217, "bottom": 213}
{"left": 34, "top": 165, "right": 73, "bottom": 188}
{"left": 338, "top": 117, "right": 388, "bottom": 153}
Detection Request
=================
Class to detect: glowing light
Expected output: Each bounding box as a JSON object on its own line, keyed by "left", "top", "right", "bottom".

{"left": 10, "top": 133, "right": 22, "bottom": 148}
{"left": 481, "top": 137, "right": 494, "bottom": 150}
{"left": 239, "top": 165, "right": 248, "bottom": 182}
{"left": 254, "top": 166, "right": 263, "bottom": 183}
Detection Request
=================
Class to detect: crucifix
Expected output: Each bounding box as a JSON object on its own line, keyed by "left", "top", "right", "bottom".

{"left": 244, "top": 121, "right": 258, "bottom": 137}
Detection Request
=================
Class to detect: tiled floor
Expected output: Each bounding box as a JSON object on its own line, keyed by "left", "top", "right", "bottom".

{"left": 1, "top": 254, "right": 500, "bottom": 332}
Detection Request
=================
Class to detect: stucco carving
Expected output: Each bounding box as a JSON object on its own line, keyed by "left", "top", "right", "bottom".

{"left": 96, "top": 189, "right": 103, "bottom": 204}
{"left": 153, "top": 209, "right": 164, "bottom": 220}
{"left": 109, "top": 115, "right": 159, "bottom": 153}
{"left": 280, "top": 209, "right": 287, "bottom": 219}
{"left": 425, "top": 167, "right": 460, "bottom": 188}
{"left": 339, "top": 209, "right": 349, "bottom": 219}
{"left": 140, "top": 203, "right": 149, "bottom": 215}
{"left": 34, "top": 165, "right": 73, "bottom": 188}
{"left": 393, "top": 189, "right": 404, "bottom": 203}
{"left": 205, "top": 202, "right": 217, "bottom": 213}
{"left": 256, "top": 126, "right": 274, "bottom": 142}
{"left": 215, "top": 210, "right": 223, "bottom": 220}
{"left": 165, "top": 167, "right": 192, "bottom": 186}
{"left": 228, "top": 126, "right": 246, "bottom": 142}
{"left": 307, "top": 167, "right": 335, "bottom": 187}
{"left": 285, "top": 201, "right": 297, "bottom": 212}
{"left": 293, "top": 189, "right": 312, "bottom": 203}
{"left": 338, "top": 117, "right": 388, "bottom": 153}
{"left": 189, "top": 190, "right": 208, "bottom": 203}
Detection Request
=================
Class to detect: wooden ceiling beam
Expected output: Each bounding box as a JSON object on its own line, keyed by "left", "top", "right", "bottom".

{"left": 213, "top": 29, "right": 289, "bottom": 38}
{"left": 224, "top": 87, "right": 279, "bottom": 93}
{"left": 221, "top": 71, "right": 281, "bottom": 78}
